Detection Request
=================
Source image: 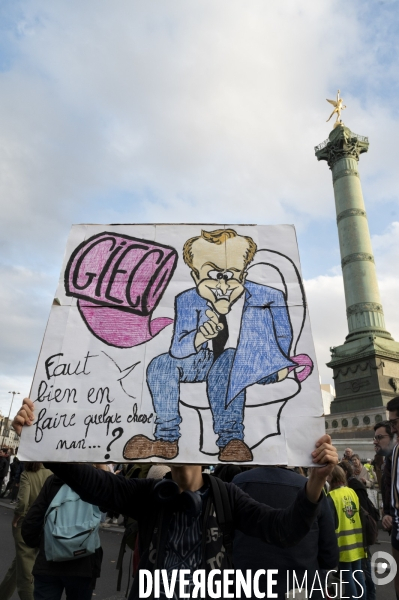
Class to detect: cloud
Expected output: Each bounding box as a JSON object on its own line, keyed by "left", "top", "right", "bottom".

{"left": 304, "top": 273, "right": 347, "bottom": 383}
{"left": 371, "top": 222, "right": 399, "bottom": 342}
{"left": 0, "top": 1, "right": 397, "bottom": 249}
{"left": 305, "top": 222, "right": 399, "bottom": 384}
{"left": 0, "top": 264, "right": 53, "bottom": 412}
{"left": 0, "top": 1, "right": 398, "bottom": 412}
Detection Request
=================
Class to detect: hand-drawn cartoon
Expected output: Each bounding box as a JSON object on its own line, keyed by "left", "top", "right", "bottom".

{"left": 122, "top": 229, "right": 313, "bottom": 462}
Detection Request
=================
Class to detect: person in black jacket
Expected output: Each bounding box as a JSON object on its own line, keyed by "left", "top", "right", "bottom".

{"left": 21, "top": 473, "right": 103, "bottom": 600}
{"left": 0, "top": 448, "right": 10, "bottom": 495}
{"left": 372, "top": 420, "right": 395, "bottom": 532}
{"left": 14, "top": 397, "right": 338, "bottom": 600}
{"left": 9, "top": 457, "right": 24, "bottom": 503}
{"left": 232, "top": 466, "right": 339, "bottom": 599}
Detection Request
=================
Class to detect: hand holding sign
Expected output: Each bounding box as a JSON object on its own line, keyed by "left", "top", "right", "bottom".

{"left": 12, "top": 397, "right": 35, "bottom": 436}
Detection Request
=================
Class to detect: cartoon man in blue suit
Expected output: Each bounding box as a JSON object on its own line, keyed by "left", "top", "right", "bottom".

{"left": 123, "top": 229, "right": 296, "bottom": 462}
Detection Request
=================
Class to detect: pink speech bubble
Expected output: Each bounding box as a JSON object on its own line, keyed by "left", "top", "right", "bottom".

{"left": 65, "top": 232, "right": 177, "bottom": 347}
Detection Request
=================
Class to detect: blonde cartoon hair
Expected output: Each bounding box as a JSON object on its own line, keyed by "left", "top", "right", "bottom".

{"left": 183, "top": 228, "right": 257, "bottom": 278}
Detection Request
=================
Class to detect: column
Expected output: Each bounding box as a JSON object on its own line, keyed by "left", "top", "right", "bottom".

{"left": 315, "top": 125, "right": 392, "bottom": 342}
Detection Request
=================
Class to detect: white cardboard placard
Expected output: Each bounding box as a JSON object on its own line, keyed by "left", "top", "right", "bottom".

{"left": 19, "top": 224, "right": 324, "bottom": 465}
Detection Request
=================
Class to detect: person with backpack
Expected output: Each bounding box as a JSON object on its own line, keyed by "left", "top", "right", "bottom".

{"left": 21, "top": 470, "right": 103, "bottom": 600}
{"left": 14, "top": 397, "right": 338, "bottom": 600}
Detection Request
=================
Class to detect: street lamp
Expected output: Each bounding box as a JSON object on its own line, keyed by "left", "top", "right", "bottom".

{"left": 0, "top": 391, "right": 20, "bottom": 448}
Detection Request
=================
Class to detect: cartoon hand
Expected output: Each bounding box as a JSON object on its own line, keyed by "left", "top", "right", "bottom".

{"left": 277, "top": 368, "right": 288, "bottom": 382}
{"left": 195, "top": 309, "right": 224, "bottom": 348}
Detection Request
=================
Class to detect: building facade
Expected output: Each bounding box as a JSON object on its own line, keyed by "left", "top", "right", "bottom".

{"left": 0, "top": 413, "right": 19, "bottom": 452}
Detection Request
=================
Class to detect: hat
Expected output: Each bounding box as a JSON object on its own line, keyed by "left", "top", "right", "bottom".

{"left": 147, "top": 465, "right": 171, "bottom": 480}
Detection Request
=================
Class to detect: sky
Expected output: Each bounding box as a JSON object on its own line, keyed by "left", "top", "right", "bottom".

{"left": 1, "top": 0, "right": 399, "bottom": 417}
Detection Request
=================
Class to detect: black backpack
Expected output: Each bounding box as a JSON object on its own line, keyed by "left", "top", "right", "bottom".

{"left": 360, "top": 505, "right": 378, "bottom": 547}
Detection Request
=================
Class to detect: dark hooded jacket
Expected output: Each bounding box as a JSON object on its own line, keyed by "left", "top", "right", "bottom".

{"left": 0, "top": 454, "right": 9, "bottom": 479}
{"left": 232, "top": 467, "right": 338, "bottom": 599}
{"left": 43, "top": 462, "right": 322, "bottom": 600}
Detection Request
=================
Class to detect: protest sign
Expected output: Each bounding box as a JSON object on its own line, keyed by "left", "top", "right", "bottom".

{"left": 19, "top": 224, "right": 324, "bottom": 465}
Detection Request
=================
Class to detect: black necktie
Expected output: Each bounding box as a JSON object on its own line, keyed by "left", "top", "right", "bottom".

{"left": 212, "top": 314, "right": 229, "bottom": 361}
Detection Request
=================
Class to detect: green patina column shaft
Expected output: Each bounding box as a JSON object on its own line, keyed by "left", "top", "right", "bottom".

{"left": 315, "top": 125, "right": 392, "bottom": 342}
{"left": 315, "top": 122, "right": 399, "bottom": 414}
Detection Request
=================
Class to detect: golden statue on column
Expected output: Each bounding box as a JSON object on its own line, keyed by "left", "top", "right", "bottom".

{"left": 326, "top": 90, "right": 346, "bottom": 126}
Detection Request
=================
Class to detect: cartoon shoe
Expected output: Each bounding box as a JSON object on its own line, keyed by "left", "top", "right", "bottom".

{"left": 123, "top": 434, "right": 179, "bottom": 460}
{"left": 218, "top": 439, "right": 253, "bottom": 462}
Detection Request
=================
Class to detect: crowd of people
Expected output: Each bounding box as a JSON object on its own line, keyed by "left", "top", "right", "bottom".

{"left": 0, "top": 396, "right": 398, "bottom": 599}
{"left": 0, "top": 451, "right": 23, "bottom": 504}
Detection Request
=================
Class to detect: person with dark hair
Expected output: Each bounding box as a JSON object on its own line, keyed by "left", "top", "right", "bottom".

{"left": 386, "top": 396, "right": 399, "bottom": 600}
{"left": 373, "top": 420, "right": 395, "bottom": 532}
{"left": 212, "top": 464, "right": 247, "bottom": 483}
{"left": 373, "top": 419, "right": 393, "bottom": 441}
{"left": 0, "top": 462, "right": 52, "bottom": 600}
{"left": 387, "top": 395, "right": 399, "bottom": 421}
{"left": 232, "top": 466, "right": 338, "bottom": 599}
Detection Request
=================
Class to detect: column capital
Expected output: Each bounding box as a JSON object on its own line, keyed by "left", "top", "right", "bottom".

{"left": 315, "top": 125, "right": 369, "bottom": 169}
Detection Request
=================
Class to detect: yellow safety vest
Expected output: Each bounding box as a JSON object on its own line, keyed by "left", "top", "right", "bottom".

{"left": 364, "top": 463, "right": 376, "bottom": 481}
{"left": 329, "top": 486, "right": 366, "bottom": 562}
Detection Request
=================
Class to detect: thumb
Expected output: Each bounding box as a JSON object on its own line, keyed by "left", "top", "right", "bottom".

{"left": 205, "top": 309, "right": 222, "bottom": 328}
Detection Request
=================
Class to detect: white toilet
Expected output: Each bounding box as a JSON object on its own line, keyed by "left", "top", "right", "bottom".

{"left": 178, "top": 250, "right": 307, "bottom": 457}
